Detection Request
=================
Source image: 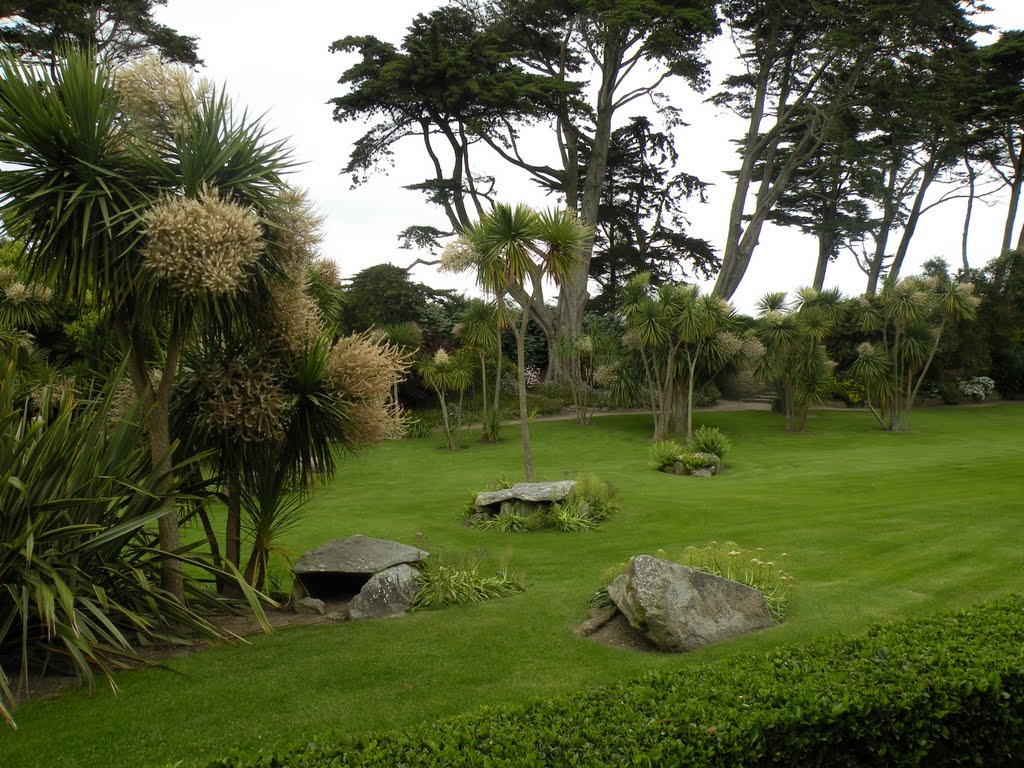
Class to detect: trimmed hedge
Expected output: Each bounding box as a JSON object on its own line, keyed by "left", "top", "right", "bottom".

{"left": 205, "top": 595, "right": 1024, "bottom": 767}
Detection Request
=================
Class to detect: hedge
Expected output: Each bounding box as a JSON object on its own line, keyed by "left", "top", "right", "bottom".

{"left": 204, "top": 595, "right": 1024, "bottom": 767}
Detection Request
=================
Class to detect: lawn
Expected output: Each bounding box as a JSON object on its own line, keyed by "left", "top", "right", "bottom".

{"left": 2, "top": 404, "right": 1023, "bottom": 768}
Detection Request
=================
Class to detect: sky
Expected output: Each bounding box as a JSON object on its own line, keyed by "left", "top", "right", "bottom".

{"left": 153, "top": 1, "right": 1024, "bottom": 313}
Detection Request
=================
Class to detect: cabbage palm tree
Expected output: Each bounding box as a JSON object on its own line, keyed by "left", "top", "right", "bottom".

{"left": 464, "top": 204, "right": 590, "bottom": 480}
{"left": 851, "top": 276, "right": 979, "bottom": 431}
{"left": 621, "top": 275, "right": 737, "bottom": 440}
{"left": 417, "top": 348, "right": 474, "bottom": 449}
{"left": 455, "top": 298, "right": 506, "bottom": 441}
{"left": 754, "top": 288, "right": 845, "bottom": 431}
{"left": 0, "top": 51, "right": 293, "bottom": 598}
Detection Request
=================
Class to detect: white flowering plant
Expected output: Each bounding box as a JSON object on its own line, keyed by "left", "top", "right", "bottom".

{"left": 958, "top": 376, "right": 996, "bottom": 401}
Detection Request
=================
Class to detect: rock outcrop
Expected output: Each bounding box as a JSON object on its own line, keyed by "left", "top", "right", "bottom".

{"left": 608, "top": 555, "right": 774, "bottom": 652}
{"left": 348, "top": 563, "right": 421, "bottom": 620}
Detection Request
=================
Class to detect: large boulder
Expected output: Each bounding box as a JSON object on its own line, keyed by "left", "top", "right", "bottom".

{"left": 348, "top": 563, "right": 422, "bottom": 621}
{"left": 608, "top": 555, "right": 774, "bottom": 652}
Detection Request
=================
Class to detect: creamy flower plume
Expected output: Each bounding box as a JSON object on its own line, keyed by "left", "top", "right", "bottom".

{"left": 141, "top": 188, "right": 264, "bottom": 298}
{"left": 115, "top": 53, "right": 213, "bottom": 139}
{"left": 440, "top": 238, "right": 478, "bottom": 274}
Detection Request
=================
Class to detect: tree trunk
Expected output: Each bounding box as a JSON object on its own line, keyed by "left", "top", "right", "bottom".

{"left": 887, "top": 161, "right": 940, "bottom": 284}
{"left": 685, "top": 358, "right": 698, "bottom": 440}
{"left": 223, "top": 471, "right": 243, "bottom": 598}
{"left": 196, "top": 501, "right": 226, "bottom": 593}
{"left": 114, "top": 314, "right": 185, "bottom": 602}
{"left": 812, "top": 234, "right": 834, "bottom": 291}
{"left": 437, "top": 392, "right": 454, "bottom": 449}
{"left": 865, "top": 163, "right": 900, "bottom": 295}
{"left": 1002, "top": 160, "right": 1024, "bottom": 254}
{"left": 146, "top": 401, "right": 184, "bottom": 600}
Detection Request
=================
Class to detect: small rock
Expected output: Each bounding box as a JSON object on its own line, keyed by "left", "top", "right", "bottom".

{"left": 295, "top": 597, "right": 326, "bottom": 615}
{"left": 574, "top": 605, "right": 619, "bottom": 637}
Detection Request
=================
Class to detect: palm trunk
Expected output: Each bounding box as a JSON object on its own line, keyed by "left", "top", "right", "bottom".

{"left": 516, "top": 307, "right": 534, "bottom": 481}
{"left": 685, "top": 357, "right": 698, "bottom": 440}
{"left": 437, "top": 392, "right": 454, "bottom": 449}
{"left": 223, "top": 471, "right": 243, "bottom": 598}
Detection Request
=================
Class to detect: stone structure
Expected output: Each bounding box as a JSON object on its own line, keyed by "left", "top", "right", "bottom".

{"left": 292, "top": 535, "right": 428, "bottom": 621}
{"left": 608, "top": 555, "right": 774, "bottom": 652}
{"left": 474, "top": 480, "right": 575, "bottom": 517}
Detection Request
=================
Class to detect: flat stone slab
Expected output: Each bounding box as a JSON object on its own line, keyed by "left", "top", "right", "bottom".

{"left": 293, "top": 535, "right": 429, "bottom": 575}
{"left": 475, "top": 480, "right": 575, "bottom": 514}
{"left": 510, "top": 480, "right": 575, "bottom": 502}
{"left": 476, "top": 488, "right": 516, "bottom": 507}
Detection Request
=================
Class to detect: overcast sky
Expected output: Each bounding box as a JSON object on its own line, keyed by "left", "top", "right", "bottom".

{"left": 154, "top": 1, "right": 1024, "bottom": 312}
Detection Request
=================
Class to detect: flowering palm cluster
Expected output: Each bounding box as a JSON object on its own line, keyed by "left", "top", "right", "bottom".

{"left": 141, "top": 188, "right": 264, "bottom": 298}
{"left": 199, "top": 359, "right": 290, "bottom": 445}
{"left": 327, "top": 332, "right": 411, "bottom": 447}
{"left": 115, "top": 53, "right": 213, "bottom": 140}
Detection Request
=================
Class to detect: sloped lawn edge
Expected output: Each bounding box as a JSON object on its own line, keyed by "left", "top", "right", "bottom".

{"left": 203, "top": 594, "right": 1024, "bottom": 767}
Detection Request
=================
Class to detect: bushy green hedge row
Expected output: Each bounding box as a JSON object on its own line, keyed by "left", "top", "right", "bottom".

{"left": 206, "top": 595, "right": 1024, "bottom": 767}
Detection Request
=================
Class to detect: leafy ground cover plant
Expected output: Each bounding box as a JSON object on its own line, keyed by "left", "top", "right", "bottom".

{"left": 648, "top": 440, "right": 686, "bottom": 471}
{"left": 409, "top": 546, "right": 525, "bottom": 610}
{"left": 648, "top": 429, "right": 729, "bottom": 475}
{"left": 688, "top": 425, "right": 731, "bottom": 458}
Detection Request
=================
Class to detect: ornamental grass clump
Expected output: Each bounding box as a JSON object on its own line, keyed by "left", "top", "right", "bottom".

{"left": 410, "top": 546, "right": 526, "bottom": 609}
{"left": 689, "top": 425, "right": 731, "bottom": 459}
{"left": 649, "top": 440, "right": 685, "bottom": 471}
{"left": 649, "top": 433, "right": 727, "bottom": 476}
{"left": 680, "top": 540, "right": 794, "bottom": 621}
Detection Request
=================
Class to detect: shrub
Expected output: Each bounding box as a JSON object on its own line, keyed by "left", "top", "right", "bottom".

{"left": 958, "top": 375, "right": 996, "bottom": 401}
{"left": 831, "top": 376, "right": 865, "bottom": 407}
{"left": 479, "top": 407, "right": 502, "bottom": 443}
{"left": 679, "top": 452, "right": 720, "bottom": 473}
{"left": 402, "top": 411, "right": 437, "bottom": 439}
{"left": 649, "top": 440, "right": 685, "bottom": 471}
{"left": 679, "top": 541, "right": 794, "bottom": 621}
{"left": 210, "top": 595, "right": 1024, "bottom": 768}
{"left": 693, "top": 382, "right": 721, "bottom": 407}
{"left": 0, "top": 371, "right": 252, "bottom": 728}
{"left": 410, "top": 547, "right": 526, "bottom": 609}
{"left": 688, "top": 425, "right": 731, "bottom": 459}
{"left": 938, "top": 381, "right": 962, "bottom": 405}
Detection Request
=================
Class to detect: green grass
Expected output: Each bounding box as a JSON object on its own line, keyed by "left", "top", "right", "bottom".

{"left": 3, "top": 405, "right": 1023, "bottom": 767}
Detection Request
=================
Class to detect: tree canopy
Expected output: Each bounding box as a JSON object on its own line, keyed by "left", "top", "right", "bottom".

{"left": 0, "top": 1, "right": 199, "bottom": 65}
{"left": 332, "top": 0, "right": 719, "bottom": 380}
